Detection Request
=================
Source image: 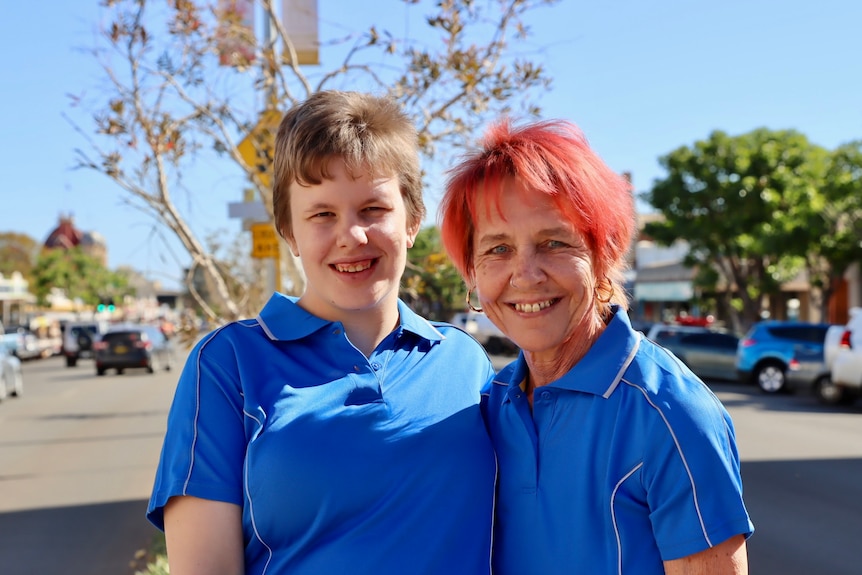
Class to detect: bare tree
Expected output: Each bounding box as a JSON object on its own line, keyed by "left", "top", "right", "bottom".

{"left": 72, "top": 0, "right": 559, "bottom": 324}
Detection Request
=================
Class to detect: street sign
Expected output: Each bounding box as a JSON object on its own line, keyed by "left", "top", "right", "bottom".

{"left": 228, "top": 200, "right": 269, "bottom": 221}
{"left": 237, "top": 109, "right": 282, "bottom": 190}
{"left": 251, "top": 222, "right": 280, "bottom": 259}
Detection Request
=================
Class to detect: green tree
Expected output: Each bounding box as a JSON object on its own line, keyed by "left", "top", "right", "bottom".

{"left": 73, "top": 0, "right": 560, "bottom": 325}
{"left": 31, "top": 247, "right": 133, "bottom": 308}
{"left": 0, "top": 232, "right": 40, "bottom": 283}
{"left": 403, "top": 226, "right": 465, "bottom": 320}
{"left": 641, "top": 128, "right": 829, "bottom": 330}
{"left": 814, "top": 141, "right": 862, "bottom": 313}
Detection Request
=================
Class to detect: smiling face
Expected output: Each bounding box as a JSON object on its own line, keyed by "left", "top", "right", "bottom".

{"left": 472, "top": 177, "right": 604, "bottom": 366}
{"left": 286, "top": 157, "right": 419, "bottom": 323}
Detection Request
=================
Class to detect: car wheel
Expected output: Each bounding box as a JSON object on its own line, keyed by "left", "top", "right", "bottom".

{"left": 756, "top": 361, "right": 786, "bottom": 394}
{"left": 816, "top": 375, "right": 852, "bottom": 406}
{"left": 147, "top": 355, "right": 158, "bottom": 374}
{"left": 66, "top": 356, "right": 77, "bottom": 368}
{"left": 116, "top": 368, "right": 125, "bottom": 375}
{"left": 96, "top": 367, "right": 106, "bottom": 377}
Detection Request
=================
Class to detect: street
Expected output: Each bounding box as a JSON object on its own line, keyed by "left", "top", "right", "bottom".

{"left": 0, "top": 354, "right": 180, "bottom": 575}
{"left": 0, "top": 353, "right": 861, "bottom": 574}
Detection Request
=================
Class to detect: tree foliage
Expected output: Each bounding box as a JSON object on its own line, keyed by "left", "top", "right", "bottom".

{"left": 818, "top": 141, "right": 862, "bottom": 286}
{"left": 31, "top": 247, "right": 133, "bottom": 307}
{"left": 402, "top": 226, "right": 466, "bottom": 320}
{"left": 73, "top": 0, "right": 559, "bottom": 325}
{"left": 642, "top": 128, "right": 861, "bottom": 330}
{"left": 0, "top": 232, "right": 40, "bottom": 283}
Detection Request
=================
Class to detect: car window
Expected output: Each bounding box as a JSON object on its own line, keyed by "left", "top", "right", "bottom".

{"left": 768, "top": 325, "right": 828, "bottom": 343}
{"left": 652, "top": 330, "right": 683, "bottom": 346}
{"left": 678, "top": 332, "right": 738, "bottom": 349}
{"left": 653, "top": 328, "right": 706, "bottom": 346}
{"left": 103, "top": 331, "right": 140, "bottom": 344}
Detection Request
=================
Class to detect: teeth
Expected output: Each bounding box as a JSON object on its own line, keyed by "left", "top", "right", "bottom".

{"left": 514, "top": 300, "right": 553, "bottom": 313}
{"left": 335, "top": 260, "right": 372, "bottom": 273}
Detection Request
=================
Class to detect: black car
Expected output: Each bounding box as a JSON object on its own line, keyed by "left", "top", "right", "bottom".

{"left": 94, "top": 324, "right": 174, "bottom": 376}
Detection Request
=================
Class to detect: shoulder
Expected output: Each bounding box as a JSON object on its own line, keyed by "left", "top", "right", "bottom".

{"left": 187, "top": 319, "right": 268, "bottom": 366}
{"left": 621, "top": 339, "right": 733, "bottom": 431}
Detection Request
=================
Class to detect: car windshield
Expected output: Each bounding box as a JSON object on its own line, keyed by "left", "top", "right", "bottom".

{"left": 71, "top": 326, "right": 98, "bottom": 336}
{"left": 104, "top": 332, "right": 141, "bottom": 344}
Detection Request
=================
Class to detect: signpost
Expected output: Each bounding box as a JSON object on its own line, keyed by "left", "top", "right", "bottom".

{"left": 250, "top": 222, "right": 280, "bottom": 259}
{"left": 237, "top": 109, "right": 282, "bottom": 191}
{"left": 250, "top": 222, "right": 281, "bottom": 293}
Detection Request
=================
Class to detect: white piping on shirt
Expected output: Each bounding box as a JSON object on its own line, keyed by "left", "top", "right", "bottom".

{"left": 611, "top": 462, "right": 644, "bottom": 575}
{"left": 621, "top": 378, "right": 713, "bottom": 550}
{"left": 602, "top": 338, "right": 641, "bottom": 399}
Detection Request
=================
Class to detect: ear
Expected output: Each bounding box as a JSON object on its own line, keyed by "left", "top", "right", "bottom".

{"left": 406, "top": 218, "right": 421, "bottom": 249}
{"left": 281, "top": 228, "right": 300, "bottom": 257}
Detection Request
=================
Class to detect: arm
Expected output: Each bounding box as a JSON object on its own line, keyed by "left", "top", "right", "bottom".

{"left": 164, "top": 495, "right": 245, "bottom": 575}
{"left": 664, "top": 534, "right": 748, "bottom": 575}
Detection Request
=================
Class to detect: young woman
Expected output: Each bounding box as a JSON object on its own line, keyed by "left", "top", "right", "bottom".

{"left": 148, "top": 91, "right": 496, "bottom": 575}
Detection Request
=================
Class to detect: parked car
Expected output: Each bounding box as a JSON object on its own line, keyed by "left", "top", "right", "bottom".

{"left": 63, "top": 320, "right": 109, "bottom": 367}
{"left": 0, "top": 343, "right": 23, "bottom": 401}
{"left": 94, "top": 324, "right": 175, "bottom": 376}
{"left": 450, "top": 311, "right": 518, "bottom": 355}
{"left": 4, "top": 325, "right": 44, "bottom": 360}
{"left": 736, "top": 321, "right": 833, "bottom": 394}
{"left": 819, "top": 308, "right": 862, "bottom": 405}
{"left": 647, "top": 324, "right": 740, "bottom": 382}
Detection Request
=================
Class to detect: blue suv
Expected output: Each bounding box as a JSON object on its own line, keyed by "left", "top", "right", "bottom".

{"left": 736, "top": 321, "right": 833, "bottom": 394}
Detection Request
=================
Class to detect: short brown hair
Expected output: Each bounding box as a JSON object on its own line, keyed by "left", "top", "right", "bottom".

{"left": 272, "top": 91, "right": 425, "bottom": 240}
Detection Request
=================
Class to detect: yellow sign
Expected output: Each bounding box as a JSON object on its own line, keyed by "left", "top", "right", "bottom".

{"left": 237, "top": 109, "right": 282, "bottom": 190}
{"left": 251, "top": 222, "right": 280, "bottom": 259}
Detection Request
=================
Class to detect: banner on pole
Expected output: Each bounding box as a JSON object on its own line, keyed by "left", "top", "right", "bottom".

{"left": 281, "top": 0, "right": 319, "bottom": 65}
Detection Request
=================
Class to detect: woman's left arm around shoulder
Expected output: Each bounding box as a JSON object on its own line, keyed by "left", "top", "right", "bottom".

{"left": 663, "top": 534, "right": 748, "bottom": 575}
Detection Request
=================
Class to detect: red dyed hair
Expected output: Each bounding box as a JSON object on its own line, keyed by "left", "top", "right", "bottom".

{"left": 439, "top": 119, "right": 635, "bottom": 305}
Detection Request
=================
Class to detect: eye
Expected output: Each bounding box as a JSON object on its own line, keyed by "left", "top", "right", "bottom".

{"left": 310, "top": 211, "right": 335, "bottom": 219}
{"left": 546, "top": 239, "right": 568, "bottom": 249}
{"left": 363, "top": 205, "right": 389, "bottom": 214}
{"left": 489, "top": 245, "right": 510, "bottom": 255}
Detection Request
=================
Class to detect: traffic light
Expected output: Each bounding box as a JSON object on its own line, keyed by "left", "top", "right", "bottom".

{"left": 98, "top": 298, "right": 116, "bottom": 313}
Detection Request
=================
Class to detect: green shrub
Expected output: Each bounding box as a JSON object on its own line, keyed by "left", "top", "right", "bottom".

{"left": 132, "top": 532, "right": 168, "bottom": 575}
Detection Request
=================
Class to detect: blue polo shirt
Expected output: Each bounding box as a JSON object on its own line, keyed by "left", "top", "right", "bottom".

{"left": 147, "top": 294, "right": 497, "bottom": 575}
{"left": 486, "top": 308, "right": 753, "bottom": 575}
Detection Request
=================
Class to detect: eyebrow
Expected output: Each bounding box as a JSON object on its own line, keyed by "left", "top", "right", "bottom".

{"left": 302, "top": 202, "right": 334, "bottom": 213}
{"left": 476, "top": 226, "right": 574, "bottom": 245}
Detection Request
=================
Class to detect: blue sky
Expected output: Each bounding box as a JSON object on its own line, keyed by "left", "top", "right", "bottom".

{"left": 2, "top": 1, "right": 860, "bottom": 291}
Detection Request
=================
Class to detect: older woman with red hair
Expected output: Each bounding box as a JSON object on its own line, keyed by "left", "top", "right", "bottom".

{"left": 439, "top": 119, "right": 753, "bottom": 575}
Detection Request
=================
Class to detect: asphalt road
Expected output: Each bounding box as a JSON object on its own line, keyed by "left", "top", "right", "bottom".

{"left": 0, "top": 354, "right": 180, "bottom": 575}
{"left": 1, "top": 352, "right": 860, "bottom": 574}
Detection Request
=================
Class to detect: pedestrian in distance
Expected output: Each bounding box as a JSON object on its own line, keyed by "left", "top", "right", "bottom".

{"left": 439, "top": 118, "right": 754, "bottom": 574}
{"left": 147, "top": 90, "right": 497, "bottom": 575}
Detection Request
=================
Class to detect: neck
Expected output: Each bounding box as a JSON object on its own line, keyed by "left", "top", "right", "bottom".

{"left": 523, "top": 313, "right": 606, "bottom": 388}
{"left": 342, "top": 305, "right": 401, "bottom": 357}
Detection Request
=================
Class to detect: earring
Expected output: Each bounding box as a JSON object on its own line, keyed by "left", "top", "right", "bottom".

{"left": 466, "top": 287, "right": 483, "bottom": 313}
{"left": 595, "top": 276, "right": 614, "bottom": 304}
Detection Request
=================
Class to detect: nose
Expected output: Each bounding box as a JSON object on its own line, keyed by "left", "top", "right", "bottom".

{"left": 510, "top": 250, "right": 546, "bottom": 288}
{"left": 336, "top": 216, "right": 369, "bottom": 248}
